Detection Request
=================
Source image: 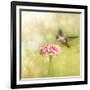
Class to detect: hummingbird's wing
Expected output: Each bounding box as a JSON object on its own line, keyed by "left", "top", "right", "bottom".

{"left": 56, "top": 29, "right": 63, "bottom": 41}
{"left": 58, "top": 29, "right": 63, "bottom": 36}
{"left": 67, "top": 36, "right": 78, "bottom": 40}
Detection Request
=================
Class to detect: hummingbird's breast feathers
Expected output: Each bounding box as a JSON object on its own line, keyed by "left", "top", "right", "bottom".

{"left": 57, "top": 35, "right": 66, "bottom": 42}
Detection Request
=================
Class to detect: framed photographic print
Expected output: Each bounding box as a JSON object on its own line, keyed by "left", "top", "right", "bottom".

{"left": 11, "top": 1, "right": 88, "bottom": 89}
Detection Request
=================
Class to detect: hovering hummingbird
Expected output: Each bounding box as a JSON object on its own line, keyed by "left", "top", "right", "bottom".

{"left": 56, "top": 29, "right": 78, "bottom": 48}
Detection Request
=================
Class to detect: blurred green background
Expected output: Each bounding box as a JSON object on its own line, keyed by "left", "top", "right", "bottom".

{"left": 21, "top": 11, "right": 80, "bottom": 79}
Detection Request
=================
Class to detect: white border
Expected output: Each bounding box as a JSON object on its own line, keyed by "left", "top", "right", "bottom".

{"left": 16, "top": 5, "right": 85, "bottom": 85}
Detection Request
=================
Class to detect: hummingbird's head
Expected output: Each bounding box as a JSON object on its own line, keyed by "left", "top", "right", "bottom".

{"left": 56, "top": 35, "right": 59, "bottom": 39}
{"left": 55, "top": 35, "right": 59, "bottom": 43}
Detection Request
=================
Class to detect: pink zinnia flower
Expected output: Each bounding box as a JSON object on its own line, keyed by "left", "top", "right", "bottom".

{"left": 40, "top": 44, "right": 61, "bottom": 55}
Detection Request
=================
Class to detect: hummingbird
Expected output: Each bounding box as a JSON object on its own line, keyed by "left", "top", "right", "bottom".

{"left": 56, "top": 29, "right": 78, "bottom": 48}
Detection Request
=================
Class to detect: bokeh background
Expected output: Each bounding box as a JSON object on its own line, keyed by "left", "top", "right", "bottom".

{"left": 21, "top": 11, "right": 80, "bottom": 79}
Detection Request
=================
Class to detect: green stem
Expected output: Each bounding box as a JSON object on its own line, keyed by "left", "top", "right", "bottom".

{"left": 48, "top": 55, "right": 52, "bottom": 76}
